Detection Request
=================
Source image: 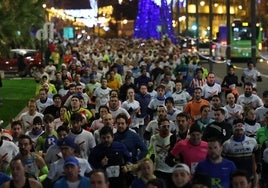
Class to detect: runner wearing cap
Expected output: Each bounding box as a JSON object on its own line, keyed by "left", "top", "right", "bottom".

{"left": 54, "top": 156, "right": 90, "bottom": 188}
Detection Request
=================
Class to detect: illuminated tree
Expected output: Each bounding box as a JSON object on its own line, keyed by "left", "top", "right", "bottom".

{"left": 134, "top": 0, "right": 174, "bottom": 41}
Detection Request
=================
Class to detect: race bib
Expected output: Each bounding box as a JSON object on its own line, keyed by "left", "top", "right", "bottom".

{"left": 191, "top": 162, "right": 198, "bottom": 174}
{"left": 106, "top": 166, "right": 120, "bottom": 178}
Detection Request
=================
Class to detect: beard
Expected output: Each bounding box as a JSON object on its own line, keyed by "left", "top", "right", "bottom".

{"left": 195, "top": 95, "right": 201, "bottom": 100}
{"left": 20, "top": 149, "right": 28, "bottom": 156}
{"left": 102, "top": 142, "right": 112, "bottom": 147}
{"left": 245, "top": 92, "right": 252, "bottom": 97}
{"left": 210, "top": 153, "right": 220, "bottom": 161}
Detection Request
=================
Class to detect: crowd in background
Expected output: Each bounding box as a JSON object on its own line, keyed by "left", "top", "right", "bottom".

{"left": 0, "top": 36, "right": 268, "bottom": 188}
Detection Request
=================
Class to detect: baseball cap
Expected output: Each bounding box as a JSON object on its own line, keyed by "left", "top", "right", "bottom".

{"left": 64, "top": 156, "right": 79, "bottom": 166}
{"left": 57, "top": 136, "right": 76, "bottom": 148}
{"left": 189, "top": 123, "right": 202, "bottom": 134}
{"left": 173, "top": 163, "right": 190, "bottom": 174}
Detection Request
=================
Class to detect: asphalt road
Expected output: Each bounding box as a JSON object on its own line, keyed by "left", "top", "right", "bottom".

{"left": 200, "top": 58, "right": 268, "bottom": 98}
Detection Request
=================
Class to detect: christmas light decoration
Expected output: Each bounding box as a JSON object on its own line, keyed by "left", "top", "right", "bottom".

{"left": 134, "top": 0, "right": 175, "bottom": 42}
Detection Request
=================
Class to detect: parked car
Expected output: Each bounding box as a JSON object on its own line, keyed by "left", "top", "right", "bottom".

{"left": 191, "top": 41, "right": 216, "bottom": 59}
{"left": 0, "top": 49, "right": 43, "bottom": 77}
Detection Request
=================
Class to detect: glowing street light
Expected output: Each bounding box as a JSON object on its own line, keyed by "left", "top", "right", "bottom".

{"left": 191, "top": 24, "right": 197, "bottom": 31}
{"left": 200, "top": 1, "right": 205, "bottom": 6}
{"left": 122, "top": 19, "right": 128, "bottom": 24}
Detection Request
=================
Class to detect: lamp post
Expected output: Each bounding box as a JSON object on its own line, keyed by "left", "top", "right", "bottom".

{"left": 226, "top": 0, "right": 231, "bottom": 74}
{"left": 177, "top": 1, "right": 180, "bottom": 35}
{"left": 185, "top": 0, "right": 189, "bottom": 33}
{"left": 195, "top": 0, "right": 199, "bottom": 37}
{"left": 195, "top": 0, "right": 199, "bottom": 51}
{"left": 209, "top": 0, "right": 213, "bottom": 72}
{"left": 251, "top": 0, "right": 257, "bottom": 66}
{"left": 42, "top": 4, "right": 48, "bottom": 21}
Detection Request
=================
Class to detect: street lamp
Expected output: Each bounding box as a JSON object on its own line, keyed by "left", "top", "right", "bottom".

{"left": 195, "top": 0, "right": 199, "bottom": 51}
{"left": 209, "top": 0, "right": 213, "bottom": 71}
{"left": 122, "top": 19, "right": 128, "bottom": 24}
{"left": 226, "top": 0, "right": 231, "bottom": 73}
{"left": 251, "top": 0, "right": 257, "bottom": 66}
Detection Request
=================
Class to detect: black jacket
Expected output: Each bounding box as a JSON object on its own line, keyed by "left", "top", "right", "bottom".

{"left": 202, "top": 120, "right": 233, "bottom": 143}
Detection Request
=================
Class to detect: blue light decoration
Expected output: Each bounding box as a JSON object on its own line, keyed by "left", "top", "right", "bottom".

{"left": 178, "top": 0, "right": 186, "bottom": 8}
{"left": 134, "top": 0, "right": 175, "bottom": 42}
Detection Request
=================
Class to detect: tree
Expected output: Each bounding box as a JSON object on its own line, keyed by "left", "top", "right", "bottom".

{"left": 134, "top": 0, "right": 174, "bottom": 41}
{"left": 0, "top": 0, "right": 46, "bottom": 56}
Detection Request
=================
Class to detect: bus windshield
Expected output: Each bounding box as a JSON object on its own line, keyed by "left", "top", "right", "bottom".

{"left": 232, "top": 25, "right": 260, "bottom": 41}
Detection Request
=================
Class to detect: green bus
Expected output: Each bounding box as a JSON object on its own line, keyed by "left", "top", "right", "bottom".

{"left": 217, "top": 20, "right": 263, "bottom": 59}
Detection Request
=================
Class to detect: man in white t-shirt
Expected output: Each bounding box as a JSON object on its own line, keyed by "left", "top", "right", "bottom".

{"left": 237, "top": 82, "right": 263, "bottom": 109}
{"left": 36, "top": 88, "right": 54, "bottom": 113}
{"left": 241, "top": 61, "right": 262, "bottom": 88}
{"left": 144, "top": 105, "right": 177, "bottom": 142}
{"left": 223, "top": 93, "right": 243, "bottom": 124}
{"left": 109, "top": 96, "right": 130, "bottom": 120}
{"left": 93, "top": 77, "right": 111, "bottom": 112}
{"left": 68, "top": 113, "right": 96, "bottom": 159}
{"left": 19, "top": 99, "right": 44, "bottom": 131}
{"left": 202, "top": 72, "right": 221, "bottom": 101}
